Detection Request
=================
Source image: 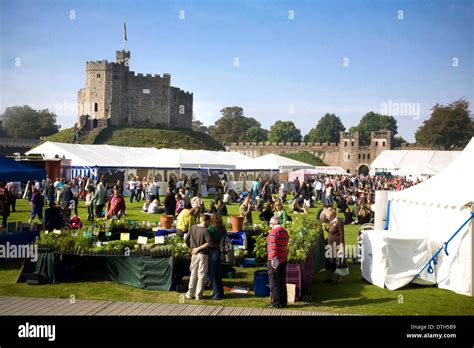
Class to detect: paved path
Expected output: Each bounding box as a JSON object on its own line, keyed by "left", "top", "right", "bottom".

{"left": 0, "top": 296, "right": 344, "bottom": 316}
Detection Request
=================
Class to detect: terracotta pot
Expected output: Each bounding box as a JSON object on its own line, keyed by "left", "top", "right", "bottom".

{"left": 231, "top": 216, "right": 244, "bottom": 232}
{"left": 160, "top": 215, "right": 174, "bottom": 229}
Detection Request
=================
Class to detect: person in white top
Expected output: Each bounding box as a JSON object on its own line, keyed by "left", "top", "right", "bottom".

{"left": 315, "top": 180, "right": 323, "bottom": 202}
{"left": 129, "top": 177, "right": 138, "bottom": 203}
{"left": 223, "top": 191, "right": 231, "bottom": 204}
{"left": 148, "top": 199, "right": 160, "bottom": 214}
{"left": 149, "top": 181, "right": 159, "bottom": 202}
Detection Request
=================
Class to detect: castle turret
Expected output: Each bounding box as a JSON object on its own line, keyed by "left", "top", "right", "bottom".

{"left": 116, "top": 50, "right": 130, "bottom": 67}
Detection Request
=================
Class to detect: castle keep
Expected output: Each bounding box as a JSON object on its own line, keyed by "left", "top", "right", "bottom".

{"left": 77, "top": 50, "right": 193, "bottom": 130}
{"left": 227, "top": 130, "right": 430, "bottom": 174}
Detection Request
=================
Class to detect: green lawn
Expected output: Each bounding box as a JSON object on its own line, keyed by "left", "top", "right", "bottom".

{"left": 1, "top": 198, "right": 473, "bottom": 315}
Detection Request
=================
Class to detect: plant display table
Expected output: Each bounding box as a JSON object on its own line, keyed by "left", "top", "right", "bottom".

{"left": 18, "top": 251, "right": 176, "bottom": 291}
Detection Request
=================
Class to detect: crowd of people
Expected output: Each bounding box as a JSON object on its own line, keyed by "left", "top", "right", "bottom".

{"left": 0, "top": 171, "right": 423, "bottom": 306}
{"left": 240, "top": 173, "right": 421, "bottom": 229}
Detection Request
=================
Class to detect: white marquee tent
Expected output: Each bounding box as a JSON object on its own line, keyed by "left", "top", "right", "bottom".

{"left": 362, "top": 138, "right": 474, "bottom": 296}
{"left": 242, "top": 154, "right": 313, "bottom": 172}
{"left": 26, "top": 142, "right": 161, "bottom": 178}
{"left": 370, "top": 149, "right": 461, "bottom": 175}
{"left": 125, "top": 148, "right": 242, "bottom": 170}
{"left": 28, "top": 142, "right": 311, "bottom": 173}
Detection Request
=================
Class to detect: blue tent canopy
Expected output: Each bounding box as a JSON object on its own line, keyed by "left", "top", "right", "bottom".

{"left": 0, "top": 156, "right": 46, "bottom": 182}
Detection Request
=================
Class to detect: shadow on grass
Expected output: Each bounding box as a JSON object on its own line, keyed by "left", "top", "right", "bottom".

{"left": 0, "top": 260, "right": 23, "bottom": 271}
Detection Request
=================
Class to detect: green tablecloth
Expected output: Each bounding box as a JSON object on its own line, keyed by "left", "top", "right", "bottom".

{"left": 106, "top": 255, "right": 173, "bottom": 291}
{"left": 314, "top": 234, "right": 327, "bottom": 272}
{"left": 21, "top": 252, "right": 173, "bottom": 291}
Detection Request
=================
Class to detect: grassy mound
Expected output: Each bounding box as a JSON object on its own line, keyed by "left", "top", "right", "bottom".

{"left": 44, "top": 128, "right": 76, "bottom": 143}
{"left": 280, "top": 151, "right": 326, "bottom": 166}
{"left": 46, "top": 127, "right": 224, "bottom": 151}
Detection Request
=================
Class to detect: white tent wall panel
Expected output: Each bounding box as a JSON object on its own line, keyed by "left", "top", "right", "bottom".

{"left": 388, "top": 201, "right": 472, "bottom": 296}
{"left": 384, "top": 236, "right": 436, "bottom": 290}
{"left": 361, "top": 230, "right": 387, "bottom": 288}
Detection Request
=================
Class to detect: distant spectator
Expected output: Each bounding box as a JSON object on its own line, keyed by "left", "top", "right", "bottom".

{"left": 106, "top": 189, "right": 126, "bottom": 219}
{"left": 164, "top": 187, "right": 176, "bottom": 216}
{"left": 85, "top": 187, "right": 95, "bottom": 221}
{"left": 175, "top": 194, "right": 185, "bottom": 215}
{"left": 176, "top": 206, "right": 199, "bottom": 236}
{"left": 216, "top": 200, "right": 228, "bottom": 216}
{"left": 209, "top": 201, "right": 217, "bottom": 214}
{"left": 143, "top": 200, "right": 150, "bottom": 213}
{"left": 0, "top": 183, "right": 11, "bottom": 229}
{"left": 148, "top": 199, "right": 160, "bottom": 214}
{"left": 5, "top": 181, "right": 18, "bottom": 213}
{"left": 69, "top": 214, "right": 83, "bottom": 230}
{"left": 239, "top": 195, "right": 253, "bottom": 227}
{"left": 29, "top": 187, "right": 44, "bottom": 226}
{"left": 45, "top": 202, "right": 63, "bottom": 232}
{"left": 344, "top": 207, "right": 354, "bottom": 225}
{"left": 92, "top": 182, "right": 106, "bottom": 218}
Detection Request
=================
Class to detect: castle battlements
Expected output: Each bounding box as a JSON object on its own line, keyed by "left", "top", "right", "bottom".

{"left": 86, "top": 60, "right": 112, "bottom": 69}
{"left": 227, "top": 129, "right": 396, "bottom": 174}
{"left": 229, "top": 142, "right": 340, "bottom": 149}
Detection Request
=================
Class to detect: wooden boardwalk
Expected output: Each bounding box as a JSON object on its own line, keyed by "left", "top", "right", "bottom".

{"left": 0, "top": 296, "right": 344, "bottom": 316}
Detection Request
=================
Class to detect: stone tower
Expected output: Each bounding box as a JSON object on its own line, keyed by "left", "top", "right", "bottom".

{"left": 77, "top": 49, "right": 193, "bottom": 130}
{"left": 338, "top": 131, "right": 360, "bottom": 174}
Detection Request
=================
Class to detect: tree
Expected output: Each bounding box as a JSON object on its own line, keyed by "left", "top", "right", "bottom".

{"left": 304, "top": 113, "right": 345, "bottom": 143}
{"left": 1, "top": 105, "right": 60, "bottom": 139}
{"left": 393, "top": 135, "right": 407, "bottom": 148}
{"left": 349, "top": 111, "right": 398, "bottom": 145}
{"left": 280, "top": 151, "right": 326, "bottom": 166}
{"left": 244, "top": 126, "right": 268, "bottom": 143}
{"left": 219, "top": 106, "right": 244, "bottom": 118}
{"left": 415, "top": 98, "right": 473, "bottom": 150}
{"left": 268, "top": 121, "right": 302, "bottom": 143}
{"left": 208, "top": 107, "right": 261, "bottom": 144}
{"left": 192, "top": 119, "right": 208, "bottom": 133}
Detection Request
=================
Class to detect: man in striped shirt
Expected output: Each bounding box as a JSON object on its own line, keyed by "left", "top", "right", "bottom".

{"left": 267, "top": 216, "right": 290, "bottom": 308}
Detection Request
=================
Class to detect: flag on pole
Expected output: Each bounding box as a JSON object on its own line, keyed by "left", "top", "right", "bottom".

{"left": 123, "top": 18, "right": 127, "bottom": 41}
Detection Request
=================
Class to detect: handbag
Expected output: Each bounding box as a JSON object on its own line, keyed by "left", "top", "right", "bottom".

{"left": 221, "top": 235, "right": 235, "bottom": 264}
{"left": 335, "top": 218, "right": 349, "bottom": 276}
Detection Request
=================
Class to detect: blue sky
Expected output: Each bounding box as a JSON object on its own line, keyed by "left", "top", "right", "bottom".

{"left": 0, "top": 0, "right": 472, "bottom": 141}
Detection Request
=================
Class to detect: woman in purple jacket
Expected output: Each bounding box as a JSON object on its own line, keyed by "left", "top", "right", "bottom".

{"left": 29, "top": 187, "right": 44, "bottom": 225}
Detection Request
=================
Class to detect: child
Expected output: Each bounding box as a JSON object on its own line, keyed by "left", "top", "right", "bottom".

{"left": 85, "top": 187, "right": 95, "bottom": 221}
{"left": 69, "top": 214, "right": 83, "bottom": 230}
{"left": 344, "top": 207, "right": 354, "bottom": 225}
{"left": 143, "top": 200, "right": 150, "bottom": 213}
{"left": 303, "top": 198, "right": 311, "bottom": 214}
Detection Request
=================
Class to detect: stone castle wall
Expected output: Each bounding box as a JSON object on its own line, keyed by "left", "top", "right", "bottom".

{"left": 227, "top": 130, "right": 432, "bottom": 174}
